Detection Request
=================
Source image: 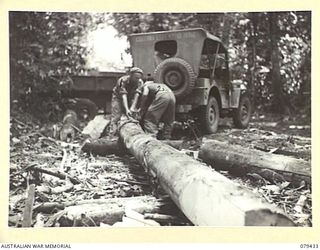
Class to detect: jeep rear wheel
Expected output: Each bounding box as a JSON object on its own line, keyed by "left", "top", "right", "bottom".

{"left": 199, "top": 96, "right": 220, "bottom": 134}
{"left": 232, "top": 94, "right": 252, "bottom": 128}
{"left": 154, "top": 58, "right": 196, "bottom": 99}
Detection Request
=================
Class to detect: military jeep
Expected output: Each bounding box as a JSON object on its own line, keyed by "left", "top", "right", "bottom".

{"left": 129, "top": 28, "right": 252, "bottom": 133}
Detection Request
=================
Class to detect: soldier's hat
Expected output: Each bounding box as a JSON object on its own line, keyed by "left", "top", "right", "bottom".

{"left": 129, "top": 67, "right": 143, "bottom": 75}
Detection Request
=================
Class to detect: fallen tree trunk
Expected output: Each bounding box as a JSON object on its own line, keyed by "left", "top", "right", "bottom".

{"left": 44, "top": 196, "right": 168, "bottom": 226}
{"left": 253, "top": 144, "right": 310, "bottom": 160}
{"left": 35, "top": 195, "right": 171, "bottom": 213}
{"left": 199, "top": 140, "right": 311, "bottom": 186}
{"left": 81, "top": 138, "right": 123, "bottom": 156}
{"left": 118, "top": 119, "right": 294, "bottom": 226}
{"left": 81, "top": 138, "right": 183, "bottom": 156}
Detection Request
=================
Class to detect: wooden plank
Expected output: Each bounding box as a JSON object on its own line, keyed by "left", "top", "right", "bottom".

{"left": 22, "top": 184, "right": 35, "bottom": 227}
{"left": 82, "top": 115, "right": 110, "bottom": 139}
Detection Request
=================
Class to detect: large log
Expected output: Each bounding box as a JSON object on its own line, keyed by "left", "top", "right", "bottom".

{"left": 81, "top": 138, "right": 183, "bottom": 156}
{"left": 199, "top": 139, "right": 311, "bottom": 186}
{"left": 81, "top": 138, "right": 123, "bottom": 156}
{"left": 46, "top": 196, "right": 167, "bottom": 226}
{"left": 118, "top": 119, "right": 294, "bottom": 226}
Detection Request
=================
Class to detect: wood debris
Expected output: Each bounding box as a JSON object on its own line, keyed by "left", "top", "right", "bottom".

{"left": 9, "top": 112, "right": 312, "bottom": 227}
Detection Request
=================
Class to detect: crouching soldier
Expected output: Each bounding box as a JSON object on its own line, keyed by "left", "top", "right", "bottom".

{"left": 131, "top": 82, "right": 176, "bottom": 139}
{"left": 108, "top": 67, "right": 144, "bottom": 135}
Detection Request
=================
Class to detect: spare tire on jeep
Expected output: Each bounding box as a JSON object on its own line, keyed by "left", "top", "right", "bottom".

{"left": 154, "top": 58, "right": 196, "bottom": 99}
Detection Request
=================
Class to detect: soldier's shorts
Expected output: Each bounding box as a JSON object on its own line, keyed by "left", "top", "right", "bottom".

{"left": 144, "top": 91, "right": 176, "bottom": 139}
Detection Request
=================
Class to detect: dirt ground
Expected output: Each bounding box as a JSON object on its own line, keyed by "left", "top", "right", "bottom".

{"left": 9, "top": 111, "right": 312, "bottom": 227}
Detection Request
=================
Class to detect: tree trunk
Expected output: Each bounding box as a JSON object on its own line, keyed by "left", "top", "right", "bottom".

{"left": 118, "top": 119, "right": 294, "bottom": 226}
{"left": 249, "top": 12, "right": 258, "bottom": 106}
{"left": 222, "top": 13, "right": 231, "bottom": 47}
{"left": 268, "top": 12, "right": 288, "bottom": 114}
{"left": 199, "top": 139, "right": 311, "bottom": 186}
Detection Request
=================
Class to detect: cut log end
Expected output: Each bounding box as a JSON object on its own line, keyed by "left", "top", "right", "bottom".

{"left": 245, "top": 209, "right": 295, "bottom": 226}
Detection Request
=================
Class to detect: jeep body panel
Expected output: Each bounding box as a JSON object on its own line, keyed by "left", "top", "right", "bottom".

{"left": 129, "top": 28, "right": 227, "bottom": 78}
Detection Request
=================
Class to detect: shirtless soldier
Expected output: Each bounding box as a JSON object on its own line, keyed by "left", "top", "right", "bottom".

{"left": 109, "top": 67, "right": 144, "bottom": 135}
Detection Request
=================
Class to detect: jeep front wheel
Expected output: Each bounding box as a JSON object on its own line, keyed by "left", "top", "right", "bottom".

{"left": 232, "top": 94, "right": 252, "bottom": 128}
{"left": 199, "top": 96, "right": 220, "bottom": 134}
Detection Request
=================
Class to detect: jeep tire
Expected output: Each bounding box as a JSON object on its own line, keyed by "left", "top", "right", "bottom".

{"left": 232, "top": 94, "right": 252, "bottom": 128}
{"left": 199, "top": 96, "right": 220, "bottom": 134}
{"left": 154, "top": 58, "right": 196, "bottom": 99}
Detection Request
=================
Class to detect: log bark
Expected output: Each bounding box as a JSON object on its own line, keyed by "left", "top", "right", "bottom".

{"left": 81, "top": 138, "right": 124, "bottom": 156}
{"left": 118, "top": 119, "right": 295, "bottom": 226}
{"left": 253, "top": 144, "right": 310, "bottom": 160}
{"left": 46, "top": 196, "right": 167, "bottom": 226}
{"left": 199, "top": 140, "right": 311, "bottom": 186}
{"left": 81, "top": 138, "right": 183, "bottom": 156}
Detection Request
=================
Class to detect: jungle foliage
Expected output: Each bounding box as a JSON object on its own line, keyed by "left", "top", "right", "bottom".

{"left": 9, "top": 11, "right": 311, "bottom": 119}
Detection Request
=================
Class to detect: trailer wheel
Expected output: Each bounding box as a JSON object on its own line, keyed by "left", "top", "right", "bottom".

{"left": 74, "top": 98, "right": 97, "bottom": 121}
{"left": 232, "top": 94, "right": 252, "bottom": 128}
{"left": 199, "top": 96, "right": 220, "bottom": 134}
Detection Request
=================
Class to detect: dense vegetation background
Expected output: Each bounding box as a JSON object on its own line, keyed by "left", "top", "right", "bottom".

{"left": 9, "top": 11, "right": 311, "bottom": 120}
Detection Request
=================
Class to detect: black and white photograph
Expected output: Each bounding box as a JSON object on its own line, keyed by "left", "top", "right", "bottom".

{"left": 8, "top": 11, "right": 311, "bottom": 228}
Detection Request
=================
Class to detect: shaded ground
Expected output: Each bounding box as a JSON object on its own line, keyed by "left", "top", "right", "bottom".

{"left": 9, "top": 110, "right": 311, "bottom": 227}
